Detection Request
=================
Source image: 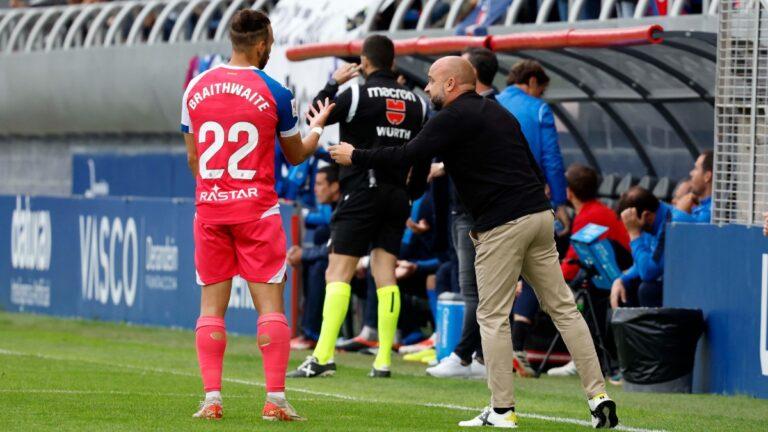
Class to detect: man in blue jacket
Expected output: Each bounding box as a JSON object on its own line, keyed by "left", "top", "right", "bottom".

{"left": 496, "top": 59, "right": 569, "bottom": 233}
{"left": 674, "top": 150, "right": 712, "bottom": 224}
{"left": 610, "top": 186, "right": 677, "bottom": 308}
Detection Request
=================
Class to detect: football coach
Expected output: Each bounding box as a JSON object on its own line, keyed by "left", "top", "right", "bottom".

{"left": 329, "top": 56, "right": 618, "bottom": 429}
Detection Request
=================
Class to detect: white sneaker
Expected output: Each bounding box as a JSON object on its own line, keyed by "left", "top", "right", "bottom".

{"left": 426, "top": 352, "right": 470, "bottom": 378}
{"left": 469, "top": 358, "right": 487, "bottom": 379}
{"left": 459, "top": 407, "right": 518, "bottom": 428}
{"left": 547, "top": 360, "right": 578, "bottom": 376}
{"left": 588, "top": 393, "right": 618, "bottom": 429}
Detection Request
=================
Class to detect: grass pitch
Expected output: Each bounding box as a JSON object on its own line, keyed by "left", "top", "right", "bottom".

{"left": 1, "top": 312, "right": 766, "bottom": 431}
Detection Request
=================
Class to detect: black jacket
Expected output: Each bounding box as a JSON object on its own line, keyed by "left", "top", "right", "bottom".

{"left": 312, "top": 70, "right": 428, "bottom": 198}
{"left": 352, "top": 91, "right": 551, "bottom": 232}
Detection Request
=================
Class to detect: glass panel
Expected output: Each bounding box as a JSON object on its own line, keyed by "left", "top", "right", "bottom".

{"left": 629, "top": 43, "right": 716, "bottom": 92}
{"left": 559, "top": 102, "right": 646, "bottom": 177}
{"left": 664, "top": 101, "right": 715, "bottom": 153}
{"left": 497, "top": 53, "right": 587, "bottom": 100}
{"left": 567, "top": 48, "right": 698, "bottom": 100}
{"left": 521, "top": 50, "right": 640, "bottom": 99}
{"left": 612, "top": 102, "right": 695, "bottom": 180}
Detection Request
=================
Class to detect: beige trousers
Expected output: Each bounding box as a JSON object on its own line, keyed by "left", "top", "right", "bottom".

{"left": 471, "top": 210, "right": 606, "bottom": 408}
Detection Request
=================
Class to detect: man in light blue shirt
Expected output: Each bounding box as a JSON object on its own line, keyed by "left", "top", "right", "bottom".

{"left": 674, "top": 150, "right": 712, "bottom": 224}
{"left": 496, "top": 60, "right": 569, "bottom": 233}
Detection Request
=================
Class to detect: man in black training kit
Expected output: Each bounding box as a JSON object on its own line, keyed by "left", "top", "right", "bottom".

{"left": 288, "top": 35, "right": 427, "bottom": 379}
{"left": 330, "top": 56, "right": 618, "bottom": 429}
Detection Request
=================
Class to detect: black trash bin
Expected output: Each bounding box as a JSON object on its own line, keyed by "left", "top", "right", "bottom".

{"left": 611, "top": 307, "right": 704, "bottom": 393}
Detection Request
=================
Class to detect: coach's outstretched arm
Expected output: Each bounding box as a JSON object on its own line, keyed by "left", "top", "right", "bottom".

{"left": 329, "top": 107, "right": 460, "bottom": 169}
{"left": 278, "top": 98, "right": 335, "bottom": 165}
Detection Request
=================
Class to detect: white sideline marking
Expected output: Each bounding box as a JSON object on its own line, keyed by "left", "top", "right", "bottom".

{"left": 0, "top": 348, "right": 664, "bottom": 432}
{"left": 0, "top": 388, "right": 320, "bottom": 401}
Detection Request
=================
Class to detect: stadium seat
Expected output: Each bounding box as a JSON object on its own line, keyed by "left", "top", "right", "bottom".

{"left": 598, "top": 174, "right": 618, "bottom": 199}
{"left": 614, "top": 174, "right": 636, "bottom": 197}
{"left": 653, "top": 177, "right": 672, "bottom": 201}
{"left": 638, "top": 175, "right": 657, "bottom": 191}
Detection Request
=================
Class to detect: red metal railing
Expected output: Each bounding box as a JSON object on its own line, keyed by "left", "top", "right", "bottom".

{"left": 286, "top": 25, "right": 663, "bottom": 62}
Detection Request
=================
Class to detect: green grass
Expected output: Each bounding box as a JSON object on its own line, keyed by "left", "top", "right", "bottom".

{"left": 0, "top": 312, "right": 766, "bottom": 431}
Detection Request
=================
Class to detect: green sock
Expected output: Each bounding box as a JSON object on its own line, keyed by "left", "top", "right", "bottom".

{"left": 374, "top": 285, "right": 401, "bottom": 370}
{"left": 312, "top": 282, "right": 351, "bottom": 365}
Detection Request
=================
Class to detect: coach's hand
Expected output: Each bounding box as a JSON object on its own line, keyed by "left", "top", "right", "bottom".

{"left": 307, "top": 97, "right": 335, "bottom": 129}
{"left": 329, "top": 142, "right": 355, "bottom": 166}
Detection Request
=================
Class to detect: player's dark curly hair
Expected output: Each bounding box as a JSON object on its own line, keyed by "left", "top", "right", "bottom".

{"left": 229, "top": 9, "right": 271, "bottom": 52}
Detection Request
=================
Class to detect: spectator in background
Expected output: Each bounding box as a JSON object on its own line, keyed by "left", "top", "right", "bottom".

{"left": 674, "top": 150, "right": 712, "bottom": 223}
{"left": 611, "top": 187, "right": 678, "bottom": 308}
{"left": 288, "top": 166, "right": 341, "bottom": 350}
{"left": 561, "top": 164, "right": 631, "bottom": 282}
{"left": 496, "top": 60, "right": 569, "bottom": 235}
{"left": 496, "top": 60, "right": 569, "bottom": 377}
{"left": 547, "top": 164, "right": 630, "bottom": 377}
{"left": 546, "top": 0, "right": 600, "bottom": 21}
{"left": 455, "top": 0, "right": 513, "bottom": 35}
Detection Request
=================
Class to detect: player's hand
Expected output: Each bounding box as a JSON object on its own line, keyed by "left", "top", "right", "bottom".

{"left": 329, "top": 142, "right": 355, "bottom": 166}
{"left": 287, "top": 246, "right": 302, "bottom": 267}
{"left": 395, "top": 260, "right": 417, "bottom": 280}
{"left": 675, "top": 192, "right": 698, "bottom": 213}
{"left": 427, "top": 162, "right": 446, "bottom": 182}
{"left": 620, "top": 207, "right": 643, "bottom": 239}
{"left": 332, "top": 63, "right": 361, "bottom": 85}
{"left": 610, "top": 278, "right": 627, "bottom": 309}
{"left": 307, "top": 97, "right": 336, "bottom": 129}
{"left": 515, "top": 281, "right": 523, "bottom": 298}
{"left": 406, "top": 218, "right": 430, "bottom": 234}
{"left": 555, "top": 205, "right": 571, "bottom": 237}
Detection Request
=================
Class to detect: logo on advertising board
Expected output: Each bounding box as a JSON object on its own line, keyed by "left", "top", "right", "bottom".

{"left": 145, "top": 236, "right": 178, "bottom": 291}
{"left": 10, "top": 196, "right": 52, "bottom": 308}
{"left": 79, "top": 215, "right": 139, "bottom": 307}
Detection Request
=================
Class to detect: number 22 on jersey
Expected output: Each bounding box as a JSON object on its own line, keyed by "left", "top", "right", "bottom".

{"left": 198, "top": 121, "right": 259, "bottom": 180}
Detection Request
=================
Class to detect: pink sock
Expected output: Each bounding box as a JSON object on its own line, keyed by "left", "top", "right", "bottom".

{"left": 257, "top": 313, "right": 291, "bottom": 393}
{"left": 196, "top": 316, "right": 227, "bottom": 392}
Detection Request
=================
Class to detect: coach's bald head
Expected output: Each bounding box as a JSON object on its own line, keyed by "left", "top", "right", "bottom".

{"left": 426, "top": 56, "right": 477, "bottom": 109}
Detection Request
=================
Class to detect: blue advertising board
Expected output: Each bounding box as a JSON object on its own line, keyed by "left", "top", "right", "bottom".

{"left": 72, "top": 153, "right": 195, "bottom": 198}
{"left": 665, "top": 223, "right": 768, "bottom": 398}
{"left": 0, "top": 195, "right": 295, "bottom": 335}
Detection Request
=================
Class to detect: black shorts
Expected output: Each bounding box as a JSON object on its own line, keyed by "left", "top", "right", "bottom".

{"left": 330, "top": 184, "right": 410, "bottom": 257}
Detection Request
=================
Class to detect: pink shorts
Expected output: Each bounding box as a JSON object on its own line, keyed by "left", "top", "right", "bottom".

{"left": 194, "top": 214, "right": 287, "bottom": 286}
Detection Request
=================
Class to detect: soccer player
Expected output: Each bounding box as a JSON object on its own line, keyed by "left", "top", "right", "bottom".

{"left": 180, "top": 9, "right": 334, "bottom": 421}
{"left": 287, "top": 35, "right": 428, "bottom": 379}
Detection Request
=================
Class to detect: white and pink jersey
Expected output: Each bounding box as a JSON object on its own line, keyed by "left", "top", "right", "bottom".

{"left": 181, "top": 64, "right": 298, "bottom": 225}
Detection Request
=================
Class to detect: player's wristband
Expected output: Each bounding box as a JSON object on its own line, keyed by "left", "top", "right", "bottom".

{"left": 310, "top": 126, "right": 324, "bottom": 136}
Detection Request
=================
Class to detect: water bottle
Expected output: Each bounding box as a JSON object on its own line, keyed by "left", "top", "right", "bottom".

{"left": 435, "top": 292, "right": 465, "bottom": 360}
